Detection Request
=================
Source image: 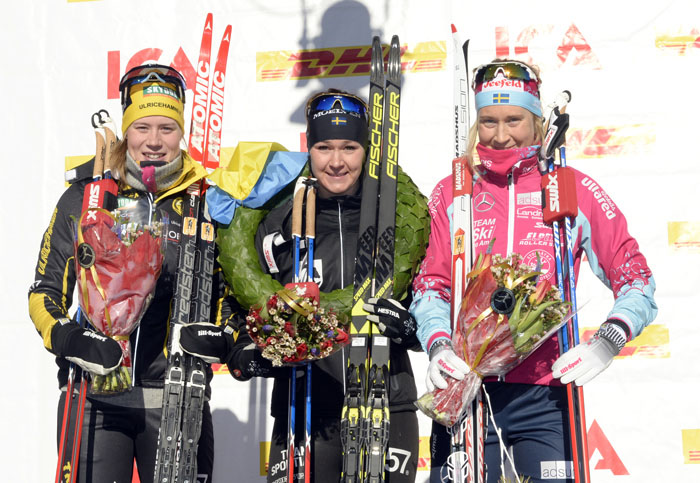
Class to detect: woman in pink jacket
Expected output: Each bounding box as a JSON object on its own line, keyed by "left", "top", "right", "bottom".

{"left": 410, "top": 59, "right": 657, "bottom": 482}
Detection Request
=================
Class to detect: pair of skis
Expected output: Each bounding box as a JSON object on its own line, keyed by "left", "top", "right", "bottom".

{"left": 540, "top": 93, "right": 591, "bottom": 483}
{"left": 445, "top": 25, "right": 487, "bottom": 483}
{"left": 285, "top": 177, "right": 317, "bottom": 483}
{"left": 340, "top": 34, "right": 401, "bottom": 483}
{"left": 154, "top": 13, "right": 231, "bottom": 483}
{"left": 56, "top": 110, "right": 119, "bottom": 483}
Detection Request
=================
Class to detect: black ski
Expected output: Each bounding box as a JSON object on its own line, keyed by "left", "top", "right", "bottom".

{"left": 341, "top": 34, "right": 401, "bottom": 483}
{"left": 154, "top": 14, "right": 230, "bottom": 483}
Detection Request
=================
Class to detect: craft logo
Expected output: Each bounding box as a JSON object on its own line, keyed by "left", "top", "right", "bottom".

{"left": 581, "top": 323, "right": 669, "bottom": 358}
{"left": 256, "top": 41, "right": 445, "bottom": 81}
{"left": 682, "top": 429, "right": 700, "bottom": 464}
{"left": 655, "top": 29, "right": 700, "bottom": 54}
{"left": 668, "top": 221, "right": 700, "bottom": 252}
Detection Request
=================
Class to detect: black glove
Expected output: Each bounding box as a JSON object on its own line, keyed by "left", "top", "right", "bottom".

{"left": 362, "top": 297, "right": 417, "bottom": 345}
{"left": 179, "top": 322, "right": 235, "bottom": 364}
{"left": 51, "top": 318, "right": 123, "bottom": 376}
{"left": 230, "top": 342, "right": 278, "bottom": 381}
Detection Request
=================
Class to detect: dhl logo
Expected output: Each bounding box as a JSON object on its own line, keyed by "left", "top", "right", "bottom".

{"left": 655, "top": 29, "right": 700, "bottom": 54}
{"left": 581, "top": 323, "right": 669, "bottom": 359}
{"left": 256, "top": 41, "right": 446, "bottom": 82}
{"left": 565, "top": 124, "right": 655, "bottom": 158}
{"left": 682, "top": 429, "right": 700, "bottom": 464}
{"left": 668, "top": 221, "right": 700, "bottom": 252}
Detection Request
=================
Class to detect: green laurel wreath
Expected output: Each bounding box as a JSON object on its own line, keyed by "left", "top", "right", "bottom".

{"left": 217, "top": 166, "right": 431, "bottom": 318}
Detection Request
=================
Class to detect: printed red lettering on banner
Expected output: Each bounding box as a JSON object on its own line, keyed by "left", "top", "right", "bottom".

{"left": 288, "top": 50, "right": 335, "bottom": 78}
{"left": 587, "top": 419, "right": 630, "bottom": 475}
{"left": 557, "top": 24, "right": 602, "bottom": 69}
{"left": 494, "top": 24, "right": 599, "bottom": 69}
{"left": 107, "top": 49, "right": 196, "bottom": 100}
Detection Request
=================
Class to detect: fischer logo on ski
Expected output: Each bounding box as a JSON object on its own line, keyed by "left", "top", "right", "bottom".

{"left": 341, "top": 34, "right": 401, "bottom": 483}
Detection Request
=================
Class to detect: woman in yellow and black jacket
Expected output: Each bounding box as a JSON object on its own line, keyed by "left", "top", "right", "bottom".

{"left": 28, "top": 64, "right": 233, "bottom": 483}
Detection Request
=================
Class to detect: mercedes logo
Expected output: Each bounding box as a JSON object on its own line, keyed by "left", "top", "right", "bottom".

{"left": 474, "top": 192, "right": 495, "bottom": 212}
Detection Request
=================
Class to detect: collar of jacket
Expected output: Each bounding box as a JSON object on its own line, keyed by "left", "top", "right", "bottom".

{"left": 125, "top": 151, "right": 208, "bottom": 203}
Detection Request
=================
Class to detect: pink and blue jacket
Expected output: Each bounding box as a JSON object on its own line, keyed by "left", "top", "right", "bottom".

{"left": 410, "top": 147, "right": 657, "bottom": 385}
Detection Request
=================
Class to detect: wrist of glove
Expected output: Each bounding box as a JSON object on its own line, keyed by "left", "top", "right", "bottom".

{"left": 179, "top": 322, "right": 235, "bottom": 364}
{"left": 426, "top": 340, "right": 471, "bottom": 392}
{"left": 362, "top": 297, "right": 417, "bottom": 345}
{"left": 551, "top": 320, "right": 628, "bottom": 386}
{"left": 51, "top": 318, "right": 123, "bottom": 376}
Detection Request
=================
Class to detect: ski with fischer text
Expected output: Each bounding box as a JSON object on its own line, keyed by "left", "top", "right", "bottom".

{"left": 341, "top": 34, "right": 401, "bottom": 483}
{"left": 154, "top": 13, "right": 231, "bottom": 483}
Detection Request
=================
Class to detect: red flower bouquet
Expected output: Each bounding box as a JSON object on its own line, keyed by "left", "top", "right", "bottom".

{"left": 246, "top": 284, "right": 349, "bottom": 366}
{"left": 74, "top": 208, "right": 165, "bottom": 394}
{"left": 415, "top": 252, "right": 571, "bottom": 426}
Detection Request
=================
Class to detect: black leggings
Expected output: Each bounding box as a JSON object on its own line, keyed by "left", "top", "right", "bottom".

{"left": 56, "top": 390, "right": 214, "bottom": 483}
{"left": 267, "top": 410, "right": 419, "bottom": 483}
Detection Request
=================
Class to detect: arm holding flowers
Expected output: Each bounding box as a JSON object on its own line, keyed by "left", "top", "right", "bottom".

{"left": 409, "top": 176, "right": 472, "bottom": 391}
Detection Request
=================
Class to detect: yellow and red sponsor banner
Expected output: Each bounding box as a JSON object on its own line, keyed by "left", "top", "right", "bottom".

{"left": 256, "top": 41, "right": 446, "bottom": 82}
{"left": 668, "top": 221, "right": 700, "bottom": 252}
{"left": 682, "top": 429, "right": 700, "bottom": 464}
{"left": 580, "top": 323, "right": 670, "bottom": 359}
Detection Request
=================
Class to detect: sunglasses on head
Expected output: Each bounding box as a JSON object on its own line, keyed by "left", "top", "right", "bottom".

{"left": 119, "top": 64, "right": 187, "bottom": 110}
{"left": 306, "top": 92, "right": 368, "bottom": 119}
{"left": 472, "top": 61, "right": 541, "bottom": 90}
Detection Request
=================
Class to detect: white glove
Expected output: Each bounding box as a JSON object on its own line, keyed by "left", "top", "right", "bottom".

{"left": 552, "top": 322, "right": 628, "bottom": 386}
{"left": 426, "top": 341, "right": 471, "bottom": 392}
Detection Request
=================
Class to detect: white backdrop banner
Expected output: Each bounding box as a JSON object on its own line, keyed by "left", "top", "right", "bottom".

{"left": 2, "top": 0, "right": 699, "bottom": 482}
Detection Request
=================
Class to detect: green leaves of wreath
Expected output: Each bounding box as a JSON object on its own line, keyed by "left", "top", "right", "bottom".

{"left": 217, "top": 166, "right": 431, "bottom": 318}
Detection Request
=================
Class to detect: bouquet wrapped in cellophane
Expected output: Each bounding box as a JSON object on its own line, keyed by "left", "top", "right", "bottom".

{"left": 416, "top": 251, "right": 571, "bottom": 426}
{"left": 74, "top": 207, "right": 166, "bottom": 394}
{"left": 246, "top": 283, "right": 350, "bottom": 366}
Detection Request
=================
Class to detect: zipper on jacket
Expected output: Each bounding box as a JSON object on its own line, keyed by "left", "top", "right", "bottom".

{"left": 336, "top": 199, "right": 345, "bottom": 285}
{"left": 507, "top": 170, "right": 515, "bottom": 254}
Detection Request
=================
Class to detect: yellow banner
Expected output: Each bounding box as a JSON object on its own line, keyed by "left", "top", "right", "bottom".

{"left": 682, "top": 429, "right": 700, "bottom": 464}
{"left": 668, "top": 221, "right": 700, "bottom": 252}
{"left": 566, "top": 123, "right": 655, "bottom": 159}
{"left": 256, "top": 41, "right": 446, "bottom": 82}
{"left": 581, "top": 323, "right": 669, "bottom": 359}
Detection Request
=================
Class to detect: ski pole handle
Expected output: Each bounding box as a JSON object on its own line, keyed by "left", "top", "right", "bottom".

{"left": 305, "top": 180, "right": 316, "bottom": 242}
{"left": 91, "top": 113, "right": 106, "bottom": 181}
{"left": 99, "top": 110, "right": 118, "bottom": 179}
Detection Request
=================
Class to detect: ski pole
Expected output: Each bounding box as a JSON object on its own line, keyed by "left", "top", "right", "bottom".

{"left": 287, "top": 177, "right": 307, "bottom": 482}
{"left": 559, "top": 145, "right": 590, "bottom": 483}
{"left": 303, "top": 178, "right": 317, "bottom": 483}
{"left": 541, "top": 92, "right": 590, "bottom": 483}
